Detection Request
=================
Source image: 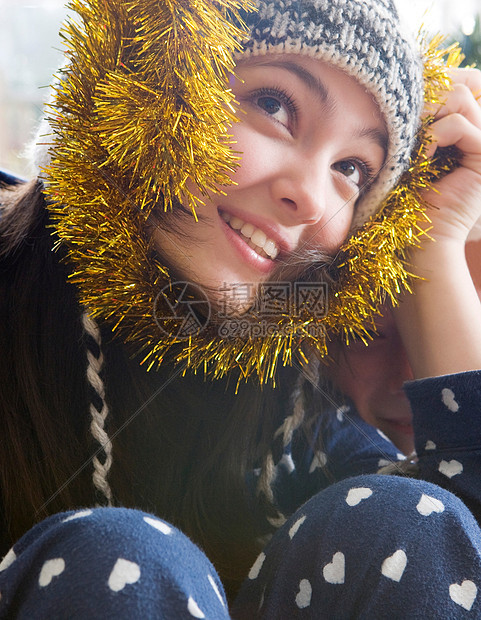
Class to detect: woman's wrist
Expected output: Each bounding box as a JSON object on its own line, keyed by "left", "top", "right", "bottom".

{"left": 394, "top": 238, "right": 481, "bottom": 379}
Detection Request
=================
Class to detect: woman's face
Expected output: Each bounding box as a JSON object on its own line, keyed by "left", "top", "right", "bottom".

{"left": 153, "top": 54, "right": 387, "bottom": 309}
{"left": 326, "top": 309, "right": 415, "bottom": 456}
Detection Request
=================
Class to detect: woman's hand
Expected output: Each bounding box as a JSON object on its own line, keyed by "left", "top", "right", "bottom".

{"left": 393, "top": 67, "right": 481, "bottom": 379}
{"left": 423, "top": 67, "right": 481, "bottom": 243}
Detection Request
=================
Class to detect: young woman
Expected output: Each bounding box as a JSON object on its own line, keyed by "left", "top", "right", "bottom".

{"left": 1, "top": 0, "right": 481, "bottom": 617}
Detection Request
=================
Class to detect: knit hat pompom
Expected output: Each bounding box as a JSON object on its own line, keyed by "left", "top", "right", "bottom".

{"left": 237, "top": 0, "right": 425, "bottom": 229}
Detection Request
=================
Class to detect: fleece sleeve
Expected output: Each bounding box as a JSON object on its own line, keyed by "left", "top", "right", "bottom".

{"left": 405, "top": 369, "right": 481, "bottom": 519}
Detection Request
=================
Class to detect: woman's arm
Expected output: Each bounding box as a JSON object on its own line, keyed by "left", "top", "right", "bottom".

{"left": 394, "top": 68, "right": 481, "bottom": 378}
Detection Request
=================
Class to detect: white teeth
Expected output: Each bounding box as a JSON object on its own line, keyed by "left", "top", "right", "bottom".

{"left": 220, "top": 210, "right": 280, "bottom": 260}
{"left": 230, "top": 216, "right": 244, "bottom": 230}
{"left": 240, "top": 222, "right": 255, "bottom": 237}
{"left": 264, "top": 239, "right": 278, "bottom": 259}
{"left": 268, "top": 246, "right": 279, "bottom": 260}
{"left": 251, "top": 229, "right": 267, "bottom": 248}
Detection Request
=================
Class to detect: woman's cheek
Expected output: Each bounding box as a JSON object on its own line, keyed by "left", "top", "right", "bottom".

{"left": 229, "top": 124, "right": 279, "bottom": 185}
{"left": 310, "top": 201, "right": 354, "bottom": 253}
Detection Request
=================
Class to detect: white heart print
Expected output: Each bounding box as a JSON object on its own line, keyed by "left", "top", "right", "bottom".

{"left": 0, "top": 548, "right": 16, "bottom": 572}
{"left": 323, "top": 552, "right": 345, "bottom": 584}
{"left": 295, "top": 579, "right": 312, "bottom": 609}
{"left": 416, "top": 494, "right": 445, "bottom": 516}
{"left": 449, "top": 580, "right": 477, "bottom": 611}
{"left": 442, "top": 388, "right": 459, "bottom": 412}
{"left": 187, "top": 596, "right": 206, "bottom": 618}
{"left": 381, "top": 550, "right": 407, "bottom": 582}
{"left": 208, "top": 574, "right": 226, "bottom": 607}
{"left": 377, "top": 429, "right": 390, "bottom": 441}
{"left": 289, "top": 515, "right": 306, "bottom": 539}
{"left": 345, "top": 487, "right": 373, "bottom": 507}
{"left": 108, "top": 558, "right": 141, "bottom": 592}
{"left": 62, "top": 509, "right": 93, "bottom": 523}
{"left": 336, "top": 405, "right": 349, "bottom": 422}
{"left": 438, "top": 459, "right": 463, "bottom": 478}
{"left": 38, "top": 558, "right": 65, "bottom": 587}
{"left": 144, "top": 516, "right": 172, "bottom": 535}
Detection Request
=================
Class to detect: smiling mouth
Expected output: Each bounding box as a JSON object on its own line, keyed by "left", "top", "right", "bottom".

{"left": 220, "top": 211, "right": 280, "bottom": 260}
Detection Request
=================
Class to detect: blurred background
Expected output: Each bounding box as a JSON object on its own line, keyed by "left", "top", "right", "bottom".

{"left": 1, "top": 0, "right": 480, "bottom": 178}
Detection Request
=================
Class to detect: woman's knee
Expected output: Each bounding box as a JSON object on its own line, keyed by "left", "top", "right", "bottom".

{"left": 233, "top": 476, "right": 481, "bottom": 619}
{"left": 0, "top": 507, "right": 229, "bottom": 619}
{"left": 279, "top": 474, "right": 481, "bottom": 578}
{"left": 299, "top": 473, "right": 480, "bottom": 538}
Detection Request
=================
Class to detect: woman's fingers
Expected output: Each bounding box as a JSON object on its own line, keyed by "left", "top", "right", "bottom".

{"left": 448, "top": 67, "right": 481, "bottom": 97}
{"left": 428, "top": 113, "right": 481, "bottom": 167}
{"left": 420, "top": 68, "right": 481, "bottom": 241}
{"left": 424, "top": 68, "right": 481, "bottom": 164}
{"left": 430, "top": 82, "right": 481, "bottom": 127}
{"left": 424, "top": 67, "right": 481, "bottom": 126}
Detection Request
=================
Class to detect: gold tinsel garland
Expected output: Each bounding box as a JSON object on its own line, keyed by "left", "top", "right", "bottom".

{"left": 43, "top": 0, "right": 463, "bottom": 384}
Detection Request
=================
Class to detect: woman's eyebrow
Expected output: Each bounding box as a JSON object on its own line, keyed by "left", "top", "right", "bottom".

{"left": 357, "top": 127, "right": 388, "bottom": 155}
{"left": 243, "top": 58, "right": 388, "bottom": 155}
{"left": 248, "top": 59, "right": 336, "bottom": 112}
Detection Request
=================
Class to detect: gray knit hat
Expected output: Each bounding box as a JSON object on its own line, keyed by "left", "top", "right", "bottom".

{"left": 236, "top": 0, "right": 425, "bottom": 229}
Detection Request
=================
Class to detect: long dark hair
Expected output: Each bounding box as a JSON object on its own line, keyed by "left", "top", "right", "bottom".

{"left": 0, "top": 179, "right": 321, "bottom": 597}
{"left": 0, "top": 180, "right": 94, "bottom": 544}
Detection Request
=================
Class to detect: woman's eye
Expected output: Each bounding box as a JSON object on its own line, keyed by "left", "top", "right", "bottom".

{"left": 249, "top": 87, "right": 297, "bottom": 128}
{"left": 256, "top": 95, "right": 289, "bottom": 126}
{"left": 333, "top": 160, "right": 363, "bottom": 187}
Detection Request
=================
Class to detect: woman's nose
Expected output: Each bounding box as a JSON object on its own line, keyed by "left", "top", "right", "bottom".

{"left": 270, "top": 159, "right": 328, "bottom": 225}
